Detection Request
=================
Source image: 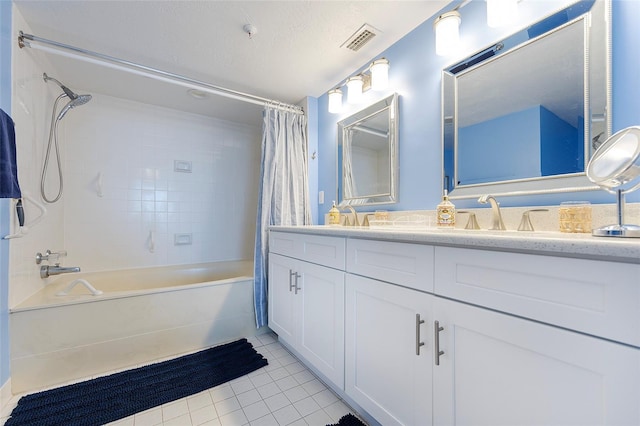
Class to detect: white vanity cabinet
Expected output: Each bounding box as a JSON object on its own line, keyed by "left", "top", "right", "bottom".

{"left": 432, "top": 296, "right": 640, "bottom": 426}
{"left": 268, "top": 232, "right": 346, "bottom": 387}
{"left": 345, "top": 239, "right": 435, "bottom": 426}
{"left": 345, "top": 274, "right": 433, "bottom": 426}
{"left": 268, "top": 228, "right": 640, "bottom": 426}
{"left": 432, "top": 247, "right": 640, "bottom": 426}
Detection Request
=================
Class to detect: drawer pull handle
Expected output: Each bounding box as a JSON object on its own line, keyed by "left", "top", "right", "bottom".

{"left": 416, "top": 314, "right": 425, "bottom": 355}
{"left": 289, "top": 270, "right": 296, "bottom": 292}
{"left": 434, "top": 320, "right": 445, "bottom": 366}
{"left": 289, "top": 270, "right": 301, "bottom": 294}
{"left": 293, "top": 272, "right": 301, "bottom": 294}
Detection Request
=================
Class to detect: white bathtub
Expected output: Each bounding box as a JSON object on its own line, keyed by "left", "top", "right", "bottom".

{"left": 10, "top": 261, "right": 257, "bottom": 393}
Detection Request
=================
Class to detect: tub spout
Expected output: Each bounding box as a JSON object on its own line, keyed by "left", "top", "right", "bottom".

{"left": 40, "top": 264, "right": 81, "bottom": 279}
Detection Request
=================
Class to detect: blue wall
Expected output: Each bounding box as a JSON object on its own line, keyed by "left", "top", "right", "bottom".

{"left": 458, "top": 106, "right": 543, "bottom": 185}
{"left": 0, "top": 0, "right": 12, "bottom": 387}
{"left": 316, "top": 0, "right": 640, "bottom": 222}
{"left": 458, "top": 105, "right": 580, "bottom": 184}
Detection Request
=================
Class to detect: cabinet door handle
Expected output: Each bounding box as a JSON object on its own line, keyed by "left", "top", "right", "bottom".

{"left": 293, "top": 272, "right": 301, "bottom": 294}
{"left": 434, "top": 320, "right": 445, "bottom": 366}
{"left": 289, "top": 270, "right": 297, "bottom": 292}
{"left": 415, "top": 314, "right": 425, "bottom": 355}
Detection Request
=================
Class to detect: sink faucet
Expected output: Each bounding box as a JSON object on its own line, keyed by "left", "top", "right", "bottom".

{"left": 40, "top": 264, "right": 81, "bottom": 279}
{"left": 339, "top": 205, "right": 360, "bottom": 227}
{"left": 478, "top": 194, "right": 506, "bottom": 230}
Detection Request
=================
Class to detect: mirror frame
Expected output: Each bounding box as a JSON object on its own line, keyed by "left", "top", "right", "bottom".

{"left": 442, "top": 0, "right": 611, "bottom": 199}
{"left": 337, "top": 93, "right": 399, "bottom": 206}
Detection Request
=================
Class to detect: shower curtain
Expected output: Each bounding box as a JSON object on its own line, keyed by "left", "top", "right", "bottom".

{"left": 343, "top": 128, "right": 358, "bottom": 200}
{"left": 254, "top": 105, "right": 311, "bottom": 328}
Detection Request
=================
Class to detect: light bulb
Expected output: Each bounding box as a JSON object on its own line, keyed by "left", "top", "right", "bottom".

{"left": 328, "top": 88, "right": 343, "bottom": 114}
{"left": 346, "top": 75, "right": 364, "bottom": 104}
{"left": 434, "top": 11, "right": 461, "bottom": 56}
{"left": 370, "top": 58, "right": 390, "bottom": 91}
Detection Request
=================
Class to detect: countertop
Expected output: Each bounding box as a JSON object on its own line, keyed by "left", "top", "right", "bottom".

{"left": 271, "top": 225, "right": 640, "bottom": 264}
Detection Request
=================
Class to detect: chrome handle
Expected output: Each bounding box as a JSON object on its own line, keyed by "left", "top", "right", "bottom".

{"left": 289, "top": 270, "right": 296, "bottom": 292}
{"left": 35, "top": 249, "right": 67, "bottom": 264}
{"left": 457, "top": 210, "right": 480, "bottom": 230}
{"left": 518, "top": 209, "right": 549, "bottom": 231}
{"left": 416, "top": 314, "right": 426, "bottom": 355}
{"left": 434, "top": 320, "right": 445, "bottom": 366}
{"left": 294, "top": 272, "right": 301, "bottom": 294}
{"left": 289, "top": 270, "right": 301, "bottom": 294}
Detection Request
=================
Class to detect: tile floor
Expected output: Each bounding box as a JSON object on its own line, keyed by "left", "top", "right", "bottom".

{"left": 1, "top": 333, "right": 362, "bottom": 426}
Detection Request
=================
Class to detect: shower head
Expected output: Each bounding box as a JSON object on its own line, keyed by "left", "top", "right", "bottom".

{"left": 43, "top": 73, "right": 92, "bottom": 120}
{"left": 57, "top": 94, "right": 92, "bottom": 120}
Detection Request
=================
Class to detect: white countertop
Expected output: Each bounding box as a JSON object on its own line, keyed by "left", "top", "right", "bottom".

{"left": 271, "top": 225, "right": 640, "bottom": 264}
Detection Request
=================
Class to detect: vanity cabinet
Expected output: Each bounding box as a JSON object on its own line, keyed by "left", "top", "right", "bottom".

{"left": 432, "top": 296, "right": 640, "bottom": 426}
{"left": 268, "top": 229, "right": 640, "bottom": 426}
{"left": 268, "top": 233, "right": 345, "bottom": 387}
{"left": 345, "top": 274, "right": 433, "bottom": 426}
{"left": 345, "top": 239, "right": 435, "bottom": 426}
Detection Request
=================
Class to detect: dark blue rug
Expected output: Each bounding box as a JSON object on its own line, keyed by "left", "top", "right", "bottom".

{"left": 329, "top": 413, "right": 368, "bottom": 426}
{"left": 6, "top": 338, "right": 268, "bottom": 426}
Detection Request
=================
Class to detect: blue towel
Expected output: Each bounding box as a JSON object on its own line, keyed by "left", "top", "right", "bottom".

{"left": 0, "top": 108, "right": 21, "bottom": 198}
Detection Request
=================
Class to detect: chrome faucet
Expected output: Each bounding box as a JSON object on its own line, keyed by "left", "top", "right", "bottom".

{"left": 339, "top": 205, "right": 360, "bottom": 227}
{"left": 40, "top": 264, "right": 81, "bottom": 279}
{"left": 478, "top": 194, "right": 506, "bottom": 230}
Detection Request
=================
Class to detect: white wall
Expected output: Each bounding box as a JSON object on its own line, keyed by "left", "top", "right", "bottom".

{"left": 10, "top": 6, "right": 261, "bottom": 308}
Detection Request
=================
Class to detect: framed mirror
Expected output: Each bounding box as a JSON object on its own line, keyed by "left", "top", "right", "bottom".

{"left": 442, "top": 0, "right": 610, "bottom": 199}
{"left": 338, "top": 93, "right": 399, "bottom": 206}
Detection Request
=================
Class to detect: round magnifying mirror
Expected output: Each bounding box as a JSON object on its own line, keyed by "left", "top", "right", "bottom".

{"left": 586, "top": 126, "right": 640, "bottom": 237}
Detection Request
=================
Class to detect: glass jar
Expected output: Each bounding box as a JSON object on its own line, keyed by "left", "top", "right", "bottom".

{"left": 559, "top": 201, "right": 592, "bottom": 233}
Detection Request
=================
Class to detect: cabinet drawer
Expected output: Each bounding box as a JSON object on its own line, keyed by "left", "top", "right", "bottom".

{"left": 435, "top": 247, "right": 640, "bottom": 347}
{"left": 346, "top": 239, "right": 434, "bottom": 292}
{"left": 269, "top": 231, "right": 345, "bottom": 270}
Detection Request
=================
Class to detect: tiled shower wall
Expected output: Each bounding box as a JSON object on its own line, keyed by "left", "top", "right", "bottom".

{"left": 62, "top": 94, "right": 261, "bottom": 272}
{"left": 10, "top": 7, "right": 261, "bottom": 307}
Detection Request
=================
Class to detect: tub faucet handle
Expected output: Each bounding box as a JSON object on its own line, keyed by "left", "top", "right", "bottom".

{"left": 36, "top": 249, "right": 66, "bottom": 264}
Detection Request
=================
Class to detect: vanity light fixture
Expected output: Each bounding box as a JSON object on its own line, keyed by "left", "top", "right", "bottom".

{"left": 327, "top": 57, "right": 391, "bottom": 113}
{"left": 328, "top": 88, "right": 343, "bottom": 114}
{"left": 370, "top": 58, "right": 390, "bottom": 91}
{"left": 434, "top": 10, "right": 461, "bottom": 56}
{"left": 486, "top": 0, "right": 518, "bottom": 28}
{"left": 346, "top": 75, "right": 364, "bottom": 104}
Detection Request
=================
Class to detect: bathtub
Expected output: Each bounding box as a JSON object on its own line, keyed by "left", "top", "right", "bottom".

{"left": 10, "top": 260, "right": 257, "bottom": 393}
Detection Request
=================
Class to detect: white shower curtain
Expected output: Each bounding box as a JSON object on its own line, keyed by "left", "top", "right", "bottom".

{"left": 254, "top": 105, "right": 311, "bottom": 328}
{"left": 343, "top": 128, "right": 358, "bottom": 200}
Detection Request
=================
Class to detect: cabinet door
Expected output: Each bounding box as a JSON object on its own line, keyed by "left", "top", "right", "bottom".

{"left": 298, "top": 262, "right": 345, "bottom": 387}
{"left": 268, "top": 253, "right": 297, "bottom": 344}
{"left": 433, "top": 297, "right": 640, "bottom": 426}
{"left": 345, "top": 274, "right": 433, "bottom": 426}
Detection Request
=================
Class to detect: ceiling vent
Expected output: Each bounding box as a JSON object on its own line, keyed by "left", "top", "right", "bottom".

{"left": 341, "top": 24, "right": 379, "bottom": 51}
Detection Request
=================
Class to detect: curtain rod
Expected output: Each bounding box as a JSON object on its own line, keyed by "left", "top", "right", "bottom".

{"left": 18, "top": 31, "right": 304, "bottom": 115}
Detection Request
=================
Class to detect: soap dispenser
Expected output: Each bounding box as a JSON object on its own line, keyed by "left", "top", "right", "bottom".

{"left": 437, "top": 190, "right": 456, "bottom": 228}
{"left": 328, "top": 201, "right": 341, "bottom": 226}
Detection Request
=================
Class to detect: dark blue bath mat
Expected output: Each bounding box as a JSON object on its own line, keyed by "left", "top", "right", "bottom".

{"left": 6, "top": 338, "right": 268, "bottom": 426}
{"left": 328, "top": 413, "right": 368, "bottom": 426}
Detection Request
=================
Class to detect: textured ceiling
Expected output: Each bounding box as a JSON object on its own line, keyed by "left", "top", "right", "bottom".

{"left": 14, "top": 0, "right": 448, "bottom": 125}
